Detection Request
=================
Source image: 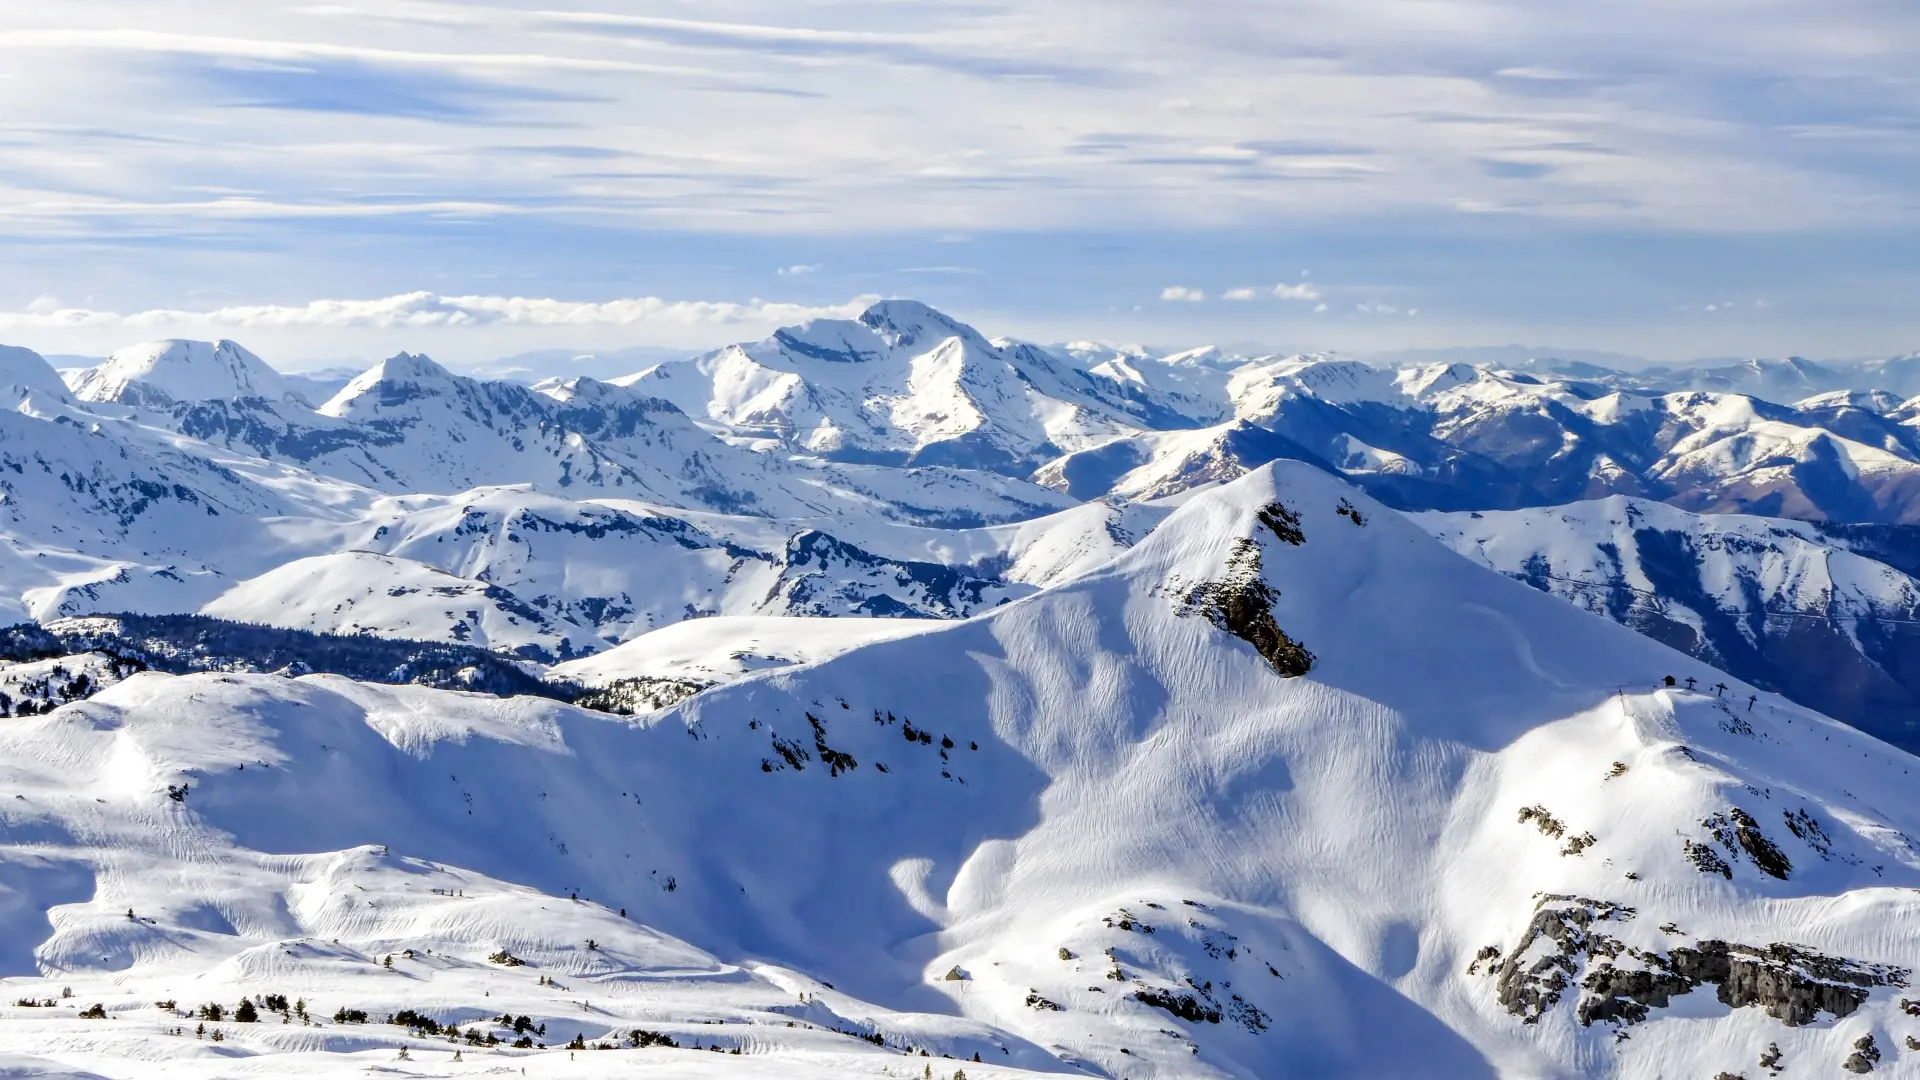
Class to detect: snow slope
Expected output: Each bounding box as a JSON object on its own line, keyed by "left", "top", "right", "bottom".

{"left": 0, "top": 347, "right": 74, "bottom": 408}
{"left": 200, "top": 550, "right": 602, "bottom": 661}
{"left": 1418, "top": 496, "right": 1920, "bottom": 750}
{"left": 6, "top": 464, "right": 1920, "bottom": 1079}
{"left": 549, "top": 615, "right": 943, "bottom": 688}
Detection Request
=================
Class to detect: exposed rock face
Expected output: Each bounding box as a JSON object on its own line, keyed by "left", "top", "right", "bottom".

{"left": 1133, "top": 987, "right": 1221, "bottom": 1024}
{"left": 1591, "top": 941, "right": 1895, "bottom": 1027}
{"left": 1175, "top": 502, "right": 1315, "bottom": 677}
{"left": 1490, "top": 895, "right": 1909, "bottom": 1029}
{"left": 1684, "top": 839, "right": 1734, "bottom": 878}
{"left": 1255, "top": 501, "right": 1307, "bottom": 545}
{"left": 1494, "top": 895, "right": 1636, "bottom": 1022}
{"left": 1705, "top": 808, "right": 1794, "bottom": 880}
{"left": 1844, "top": 1034, "right": 1881, "bottom": 1073}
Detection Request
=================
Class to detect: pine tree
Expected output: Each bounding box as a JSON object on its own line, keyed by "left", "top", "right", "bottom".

{"left": 234, "top": 999, "right": 259, "bottom": 1023}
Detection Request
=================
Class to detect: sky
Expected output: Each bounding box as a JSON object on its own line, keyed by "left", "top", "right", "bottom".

{"left": 1, "top": 0, "right": 1917, "bottom": 369}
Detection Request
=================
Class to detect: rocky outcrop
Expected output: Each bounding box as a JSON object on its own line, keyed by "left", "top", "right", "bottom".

{"left": 1175, "top": 502, "right": 1315, "bottom": 677}
{"left": 1588, "top": 940, "right": 1898, "bottom": 1027}
{"left": 1490, "top": 895, "right": 1908, "bottom": 1029}
{"left": 1705, "top": 808, "right": 1794, "bottom": 880}
{"left": 1844, "top": 1034, "right": 1882, "bottom": 1073}
{"left": 1494, "top": 895, "right": 1636, "bottom": 1022}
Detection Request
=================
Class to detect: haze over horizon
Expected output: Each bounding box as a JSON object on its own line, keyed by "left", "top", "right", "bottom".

{"left": 3, "top": 1, "right": 1918, "bottom": 364}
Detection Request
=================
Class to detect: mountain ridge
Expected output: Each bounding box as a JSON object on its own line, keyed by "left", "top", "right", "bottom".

{"left": 4, "top": 464, "right": 1920, "bottom": 1078}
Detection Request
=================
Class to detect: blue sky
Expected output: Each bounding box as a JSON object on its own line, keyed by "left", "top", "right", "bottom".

{"left": 1, "top": 1, "right": 1917, "bottom": 367}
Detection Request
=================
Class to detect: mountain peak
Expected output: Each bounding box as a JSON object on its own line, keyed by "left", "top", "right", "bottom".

{"left": 370, "top": 351, "right": 454, "bottom": 383}
{"left": 856, "top": 299, "right": 978, "bottom": 351}
{"left": 71, "top": 337, "right": 295, "bottom": 407}
{"left": 319, "top": 351, "right": 456, "bottom": 416}
{"left": 0, "top": 343, "right": 74, "bottom": 406}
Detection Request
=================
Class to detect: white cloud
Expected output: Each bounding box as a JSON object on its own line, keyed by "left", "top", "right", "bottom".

{"left": 1159, "top": 286, "right": 1206, "bottom": 302}
{"left": 778, "top": 264, "right": 822, "bottom": 276}
{"left": 0, "top": 292, "right": 881, "bottom": 330}
{"left": 1313, "top": 303, "right": 1328, "bottom": 313}
{"left": 1355, "top": 301, "right": 1399, "bottom": 315}
{"left": 1222, "top": 282, "right": 1322, "bottom": 302}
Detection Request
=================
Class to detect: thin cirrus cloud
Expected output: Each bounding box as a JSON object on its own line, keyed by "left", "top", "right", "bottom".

{"left": 185, "top": 56, "right": 601, "bottom": 121}
{"left": 530, "top": 11, "right": 1115, "bottom": 85}
{"left": 1, "top": 1, "right": 1918, "bottom": 357}
{"left": 8, "top": 2, "right": 1911, "bottom": 238}
{"left": 0, "top": 292, "right": 881, "bottom": 330}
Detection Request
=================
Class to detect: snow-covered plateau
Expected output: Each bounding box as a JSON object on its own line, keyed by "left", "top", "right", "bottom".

{"left": 5, "top": 305, "right": 1920, "bottom": 1077}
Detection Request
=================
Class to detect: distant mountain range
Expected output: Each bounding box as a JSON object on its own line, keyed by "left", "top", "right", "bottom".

{"left": 5, "top": 302, "right": 1920, "bottom": 749}
{"left": 10, "top": 310, "right": 1920, "bottom": 1079}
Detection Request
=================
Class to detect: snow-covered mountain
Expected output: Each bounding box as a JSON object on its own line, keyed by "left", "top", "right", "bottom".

{"left": 1392, "top": 351, "right": 1920, "bottom": 402}
{"left": 617, "top": 300, "right": 1221, "bottom": 474}
{"left": 69, "top": 339, "right": 305, "bottom": 408}
{"left": 1639, "top": 354, "right": 1920, "bottom": 401}
{"left": 17, "top": 310, "right": 1920, "bottom": 709}
{"left": 15, "top": 482, "right": 1112, "bottom": 663}
{"left": 1036, "top": 354, "right": 1920, "bottom": 525}
{"left": 143, "top": 352, "right": 1073, "bottom": 528}
{"left": 1420, "top": 496, "right": 1920, "bottom": 751}
{"left": 6, "top": 464, "right": 1920, "bottom": 1080}
{"left": 12, "top": 309, "right": 1920, "bottom": 751}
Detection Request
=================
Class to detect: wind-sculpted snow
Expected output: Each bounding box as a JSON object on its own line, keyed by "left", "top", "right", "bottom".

{"left": 5, "top": 464, "right": 1920, "bottom": 1079}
